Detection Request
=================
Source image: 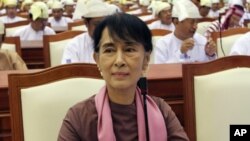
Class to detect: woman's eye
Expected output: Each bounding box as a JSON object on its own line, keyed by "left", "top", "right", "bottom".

{"left": 125, "top": 47, "right": 136, "bottom": 52}
{"left": 103, "top": 48, "right": 115, "bottom": 53}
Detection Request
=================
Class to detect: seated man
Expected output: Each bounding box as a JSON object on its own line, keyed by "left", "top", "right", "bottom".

{"left": 61, "top": 0, "right": 115, "bottom": 64}
{"left": 230, "top": 31, "right": 250, "bottom": 55}
{"left": 207, "top": 0, "right": 220, "bottom": 18}
{"left": 62, "top": 0, "right": 75, "bottom": 18}
{"left": 0, "top": 0, "right": 26, "bottom": 24}
{"left": 148, "top": 1, "right": 175, "bottom": 31}
{"left": 48, "top": 1, "right": 73, "bottom": 27}
{"left": 0, "top": 50, "right": 27, "bottom": 70}
{"left": 205, "top": 3, "right": 244, "bottom": 37}
{"left": 155, "top": 0, "right": 216, "bottom": 63}
{"left": 199, "top": 0, "right": 211, "bottom": 18}
{"left": 13, "top": 1, "right": 55, "bottom": 41}
{"left": 240, "top": 0, "right": 250, "bottom": 26}
{"left": 20, "top": 0, "right": 33, "bottom": 13}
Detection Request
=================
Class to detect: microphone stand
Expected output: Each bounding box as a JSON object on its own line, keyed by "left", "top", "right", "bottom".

{"left": 137, "top": 77, "right": 150, "bottom": 141}
{"left": 218, "top": 14, "right": 225, "bottom": 56}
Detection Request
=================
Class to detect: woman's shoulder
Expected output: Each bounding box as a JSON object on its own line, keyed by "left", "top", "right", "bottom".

{"left": 70, "top": 95, "right": 97, "bottom": 114}
{"left": 150, "top": 96, "right": 171, "bottom": 111}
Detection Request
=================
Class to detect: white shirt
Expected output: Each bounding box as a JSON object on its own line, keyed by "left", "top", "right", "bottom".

{"left": 148, "top": 21, "right": 175, "bottom": 31}
{"left": 61, "top": 32, "right": 96, "bottom": 64}
{"left": 239, "top": 12, "right": 250, "bottom": 26}
{"left": 0, "top": 9, "right": 6, "bottom": 15}
{"left": 0, "top": 16, "right": 26, "bottom": 24}
{"left": 208, "top": 9, "right": 220, "bottom": 18}
{"left": 155, "top": 32, "right": 213, "bottom": 63}
{"left": 13, "top": 24, "right": 56, "bottom": 41}
{"left": 48, "top": 16, "right": 73, "bottom": 27}
{"left": 230, "top": 32, "right": 250, "bottom": 55}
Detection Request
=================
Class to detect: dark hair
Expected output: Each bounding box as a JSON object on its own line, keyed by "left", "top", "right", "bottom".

{"left": 93, "top": 13, "right": 152, "bottom": 53}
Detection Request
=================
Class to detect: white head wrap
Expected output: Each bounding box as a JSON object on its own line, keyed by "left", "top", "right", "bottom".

{"left": 174, "top": 0, "right": 201, "bottom": 21}
{"left": 63, "top": 0, "right": 75, "bottom": 6}
{"left": 200, "top": 0, "right": 212, "bottom": 7}
{"left": 51, "top": 1, "right": 63, "bottom": 9}
{"left": 30, "top": 1, "right": 49, "bottom": 20}
{"left": 211, "top": 0, "right": 220, "bottom": 3}
{"left": 152, "top": 1, "right": 171, "bottom": 17}
{"left": 81, "top": 0, "right": 115, "bottom": 18}
{"left": 4, "top": 0, "right": 17, "bottom": 7}
{"left": 139, "top": 0, "right": 150, "bottom": 6}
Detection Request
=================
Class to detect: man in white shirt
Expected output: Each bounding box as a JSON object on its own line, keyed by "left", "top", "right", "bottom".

{"left": 230, "top": 31, "right": 250, "bottom": 55}
{"left": 13, "top": 1, "right": 55, "bottom": 41}
{"left": 199, "top": 0, "right": 211, "bottom": 18}
{"left": 240, "top": 0, "right": 250, "bottom": 26}
{"left": 62, "top": 0, "right": 75, "bottom": 18}
{"left": 61, "top": 0, "right": 116, "bottom": 64}
{"left": 48, "top": 1, "right": 73, "bottom": 27}
{"left": 148, "top": 1, "right": 175, "bottom": 31}
{"left": 154, "top": 0, "right": 216, "bottom": 64}
{"left": 0, "top": 0, "right": 26, "bottom": 24}
{"left": 208, "top": 0, "right": 220, "bottom": 18}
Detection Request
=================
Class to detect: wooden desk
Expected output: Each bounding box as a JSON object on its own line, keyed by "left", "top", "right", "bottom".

{"left": 21, "top": 41, "right": 44, "bottom": 69}
{"left": 0, "top": 64, "right": 183, "bottom": 141}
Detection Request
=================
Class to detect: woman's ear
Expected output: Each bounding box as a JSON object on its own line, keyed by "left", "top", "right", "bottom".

{"left": 93, "top": 53, "right": 99, "bottom": 65}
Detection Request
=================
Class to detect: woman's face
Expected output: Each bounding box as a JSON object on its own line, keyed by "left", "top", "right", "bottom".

{"left": 94, "top": 28, "right": 150, "bottom": 91}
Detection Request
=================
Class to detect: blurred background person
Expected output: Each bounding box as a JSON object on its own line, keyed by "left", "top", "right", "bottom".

{"left": 0, "top": 50, "right": 27, "bottom": 70}
{"left": 20, "top": 0, "right": 33, "bottom": 13}
{"left": 208, "top": 0, "right": 220, "bottom": 18}
{"left": 155, "top": 0, "right": 216, "bottom": 63}
{"left": 61, "top": 0, "right": 116, "bottom": 64}
{"left": 230, "top": 31, "right": 250, "bottom": 55}
{"left": 240, "top": 0, "right": 250, "bottom": 26}
{"left": 62, "top": 0, "right": 75, "bottom": 18}
{"left": 148, "top": 1, "right": 175, "bottom": 31}
{"left": 199, "top": 0, "right": 212, "bottom": 18}
{"left": 13, "top": 1, "right": 55, "bottom": 40}
{"left": 48, "top": 1, "right": 73, "bottom": 27}
{"left": 205, "top": 3, "right": 245, "bottom": 37}
{"left": 0, "top": 0, "right": 26, "bottom": 23}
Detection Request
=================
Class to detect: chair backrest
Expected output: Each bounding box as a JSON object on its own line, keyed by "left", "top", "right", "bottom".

{"left": 1, "top": 36, "right": 21, "bottom": 56}
{"left": 68, "top": 20, "right": 87, "bottom": 31}
{"left": 211, "top": 27, "right": 250, "bottom": 57}
{"left": 8, "top": 63, "right": 105, "bottom": 141}
{"left": 182, "top": 56, "right": 250, "bottom": 141}
{"left": 4, "top": 20, "right": 30, "bottom": 37}
{"left": 150, "top": 29, "right": 172, "bottom": 64}
{"left": 43, "top": 30, "right": 83, "bottom": 67}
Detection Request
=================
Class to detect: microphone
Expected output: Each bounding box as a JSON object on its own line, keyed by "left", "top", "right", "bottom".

{"left": 218, "top": 13, "right": 226, "bottom": 56}
{"left": 137, "top": 77, "right": 150, "bottom": 141}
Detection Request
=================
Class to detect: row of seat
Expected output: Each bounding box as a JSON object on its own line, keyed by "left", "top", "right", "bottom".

{"left": 3, "top": 27, "right": 250, "bottom": 68}
{"left": 8, "top": 55, "right": 250, "bottom": 141}
{"left": 3, "top": 20, "right": 87, "bottom": 37}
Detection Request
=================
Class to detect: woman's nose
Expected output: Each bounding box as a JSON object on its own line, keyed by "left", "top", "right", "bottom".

{"left": 114, "top": 50, "right": 125, "bottom": 68}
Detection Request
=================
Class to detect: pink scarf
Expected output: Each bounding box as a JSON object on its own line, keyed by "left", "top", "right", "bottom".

{"left": 95, "top": 86, "right": 167, "bottom": 141}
